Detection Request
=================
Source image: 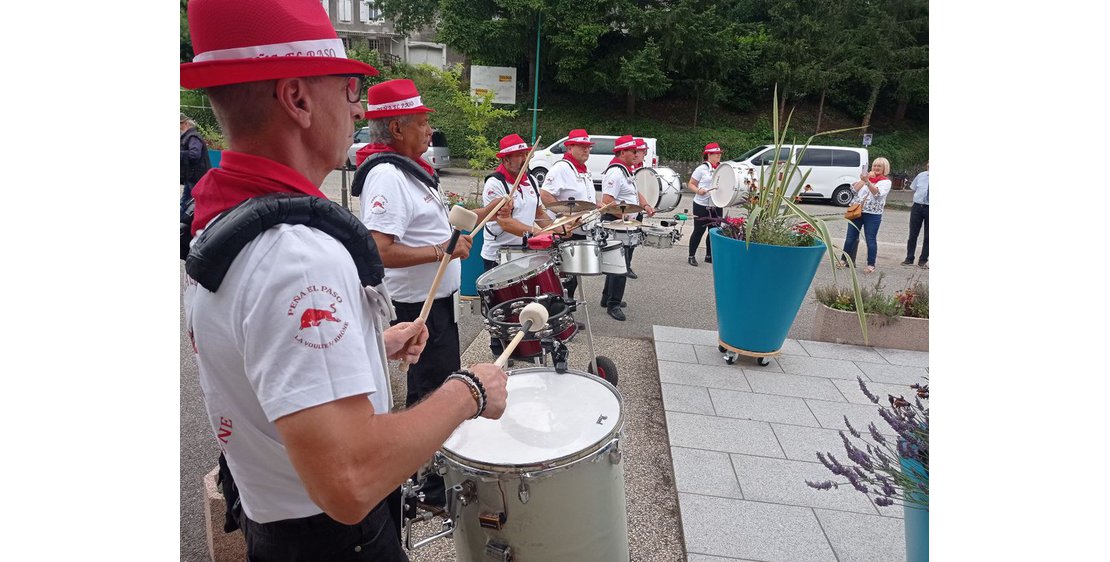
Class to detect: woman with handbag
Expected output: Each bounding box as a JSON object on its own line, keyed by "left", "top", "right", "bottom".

{"left": 840, "top": 157, "right": 892, "bottom": 273}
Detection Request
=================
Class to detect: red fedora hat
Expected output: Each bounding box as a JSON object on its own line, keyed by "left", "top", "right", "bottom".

{"left": 181, "top": 0, "right": 379, "bottom": 90}
{"left": 703, "top": 142, "right": 723, "bottom": 154}
{"left": 364, "top": 79, "right": 435, "bottom": 119}
{"left": 613, "top": 135, "right": 636, "bottom": 152}
{"left": 496, "top": 134, "right": 531, "bottom": 159}
{"left": 634, "top": 138, "right": 648, "bottom": 150}
{"left": 564, "top": 129, "right": 594, "bottom": 146}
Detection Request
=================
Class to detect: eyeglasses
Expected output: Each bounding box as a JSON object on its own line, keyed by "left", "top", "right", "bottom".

{"left": 334, "top": 75, "right": 365, "bottom": 104}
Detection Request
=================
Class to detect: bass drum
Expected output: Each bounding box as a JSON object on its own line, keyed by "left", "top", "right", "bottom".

{"left": 439, "top": 367, "right": 629, "bottom": 562}
{"left": 710, "top": 162, "right": 758, "bottom": 208}
{"left": 633, "top": 166, "right": 682, "bottom": 213}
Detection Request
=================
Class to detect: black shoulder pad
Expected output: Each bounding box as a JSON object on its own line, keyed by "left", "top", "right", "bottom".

{"left": 185, "top": 194, "right": 384, "bottom": 292}
{"left": 351, "top": 152, "right": 438, "bottom": 197}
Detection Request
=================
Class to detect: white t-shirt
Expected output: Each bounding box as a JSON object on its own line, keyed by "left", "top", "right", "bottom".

{"left": 602, "top": 165, "right": 638, "bottom": 205}
{"left": 481, "top": 174, "right": 541, "bottom": 262}
{"left": 541, "top": 158, "right": 596, "bottom": 234}
{"left": 691, "top": 163, "right": 716, "bottom": 207}
{"left": 184, "top": 224, "right": 390, "bottom": 524}
{"left": 359, "top": 163, "right": 460, "bottom": 303}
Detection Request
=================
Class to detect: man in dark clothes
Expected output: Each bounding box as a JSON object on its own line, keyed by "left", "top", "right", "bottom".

{"left": 180, "top": 113, "right": 211, "bottom": 223}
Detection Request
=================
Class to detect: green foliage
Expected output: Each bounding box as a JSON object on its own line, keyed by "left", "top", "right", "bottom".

{"left": 617, "top": 39, "right": 671, "bottom": 112}
{"left": 180, "top": 0, "right": 193, "bottom": 63}
{"left": 196, "top": 122, "right": 226, "bottom": 151}
{"left": 815, "top": 273, "right": 929, "bottom": 321}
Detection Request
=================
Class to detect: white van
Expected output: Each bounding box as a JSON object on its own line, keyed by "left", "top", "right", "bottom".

{"left": 529, "top": 135, "right": 659, "bottom": 188}
{"left": 729, "top": 144, "right": 868, "bottom": 206}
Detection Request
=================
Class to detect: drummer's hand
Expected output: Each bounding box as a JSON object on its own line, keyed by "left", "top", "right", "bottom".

{"left": 497, "top": 197, "right": 514, "bottom": 216}
{"left": 452, "top": 234, "right": 473, "bottom": 260}
{"left": 697, "top": 188, "right": 707, "bottom": 196}
{"left": 383, "top": 318, "right": 427, "bottom": 362}
{"left": 469, "top": 362, "right": 509, "bottom": 419}
{"left": 646, "top": 204, "right": 656, "bottom": 216}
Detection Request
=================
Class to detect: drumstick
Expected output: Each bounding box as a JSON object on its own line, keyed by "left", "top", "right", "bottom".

{"left": 537, "top": 200, "right": 618, "bottom": 234}
{"left": 494, "top": 303, "right": 549, "bottom": 368}
{"left": 399, "top": 205, "right": 479, "bottom": 374}
{"left": 470, "top": 136, "right": 542, "bottom": 234}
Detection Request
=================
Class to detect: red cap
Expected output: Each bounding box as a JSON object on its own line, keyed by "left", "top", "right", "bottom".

{"left": 496, "top": 134, "right": 531, "bottom": 158}
{"left": 634, "top": 138, "right": 648, "bottom": 150}
{"left": 613, "top": 135, "right": 636, "bottom": 152}
{"left": 703, "top": 142, "right": 722, "bottom": 154}
{"left": 564, "top": 129, "right": 594, "bottom": 146}
{"left": 363, "top": 79, "right": 436, "bottom": 119}
{"left": 180, "top": 0, "right": 379, "bottom": 89}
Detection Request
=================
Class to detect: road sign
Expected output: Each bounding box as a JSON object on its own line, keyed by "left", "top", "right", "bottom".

{"left": 862, "top": 134, "right": 873, "bottom": 147}
{"left": 470, "top": 65, "right": 517, "bottom": 104}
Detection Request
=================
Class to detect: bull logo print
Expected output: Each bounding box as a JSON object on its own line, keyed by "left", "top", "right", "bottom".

{"left": 299, "top": 303, "right": 341, "bottom": 329}
{"left": 369, "top": 194, "right": 388, "bottom": 214}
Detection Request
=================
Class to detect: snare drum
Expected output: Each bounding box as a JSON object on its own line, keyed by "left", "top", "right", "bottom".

{"left": 600, "top": 220, "right": 643, "bottom": 248}
{"left": 641, "top": 225, "right": 676, "bottom": 249}
{"left": 633, "top": 166, "right": 683, "bottom": 213}
{"left": 439, "top": 367, "right": 630, "bottom": 562}
{"left": 710, "top": 162, "right": 758, "bottom": 208}
{"left": 599, "top": 240, "right": 627, "bottom": 275}
{"left": 476, "top": 254, "right": 576, "bottom": 358}
{"left": 557, "top": 239, "right": 602, "bottom": 276}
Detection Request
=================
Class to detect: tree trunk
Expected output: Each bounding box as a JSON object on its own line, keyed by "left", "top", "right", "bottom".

{"left": 693, "top": 89, "right": 700, "bottom": 128}
{"left": 894, "top": 94, "right": 908, "bottom": 121}
{"left": 626, "top": 89, "right": 636, "bottom": 116}
{"left": 527, "top": 53, "right": 536, "bottom": 97}
{"left": 815, "top": 89, "right": 826, "bottom": 133}
{"left": 861, "top": 82, "right": 880, "bottom": 133}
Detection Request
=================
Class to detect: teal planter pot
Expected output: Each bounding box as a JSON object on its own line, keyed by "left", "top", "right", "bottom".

{"left": 901, "top": 456, "right": 929, "bottom": 562}
{"left": 710, "top": 228, "right": 826, "bottom": 353}
{"left": 208, "top": 149, "right": 222, "bottom": 169}
{"left": 460, "top": 228, "right": 485, "bottom": 297}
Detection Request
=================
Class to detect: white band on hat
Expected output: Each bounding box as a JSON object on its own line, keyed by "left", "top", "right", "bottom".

{"left": 568, "top": 135, "right": 591, "bottom": 143}
{"left": 193, "top": 38, "right": 348, "bottom": 62}
{"left": 500, "top": 142, "right": 529, "bottom": 154}
{"left": 366, "top": 95, "right": 426, "bottom": 113}
{"left": 614, "top": 140, "right": 636, "bottom": 150}
{"left": 705, "top": 147, "right": 722, "bottom": 153}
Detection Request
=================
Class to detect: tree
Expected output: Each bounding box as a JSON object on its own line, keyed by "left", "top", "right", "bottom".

{"left": 618, "top": 39, "right": 671, "bottom": 115}
{"left": 180, "top": 0, "right": 193, "bottom": 63}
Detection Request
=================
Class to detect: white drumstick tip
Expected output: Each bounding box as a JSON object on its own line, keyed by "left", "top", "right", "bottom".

{"left": 448, "top": 205, "right": 479, "bottom": 231}
{"left": 518, "top": 302, "right": 549, "bottom": 331}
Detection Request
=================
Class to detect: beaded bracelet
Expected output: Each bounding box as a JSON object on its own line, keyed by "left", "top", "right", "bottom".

{"left": 453, "top": 369, "right": 487, "bottom": 419}
{"left": 446, "top": 373, "right": 484, "bottom": 419}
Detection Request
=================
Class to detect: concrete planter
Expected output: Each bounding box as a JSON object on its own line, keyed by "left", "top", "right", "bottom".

{"left": 811, "top": 302, "right": 929, "bottom": 351}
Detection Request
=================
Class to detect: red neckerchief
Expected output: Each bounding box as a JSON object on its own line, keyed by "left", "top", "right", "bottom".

{"left": 355, "top": 143, "right": 436, "bottom": 177}
{"left": 608, "top": 157, "right": 632, "bottom": 175}
{"left": 869, "top": 174, "right": 889, "bottom": 184}
{"left": 495, "top": 163, "right": 530, "bottom": 194}
{"left": 707, "top": 161, "right": 720, "bottom": 170}
{"left": 561, "top": 152, "right": 588, "bottom": 173}
{"left": 190, "top": 151, "right": 326, "bottom": 236}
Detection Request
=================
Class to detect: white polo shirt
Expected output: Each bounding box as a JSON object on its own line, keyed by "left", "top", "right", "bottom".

{"left": 481, "top": 174, "right": 540, "bottom": 262}
{"left": 691, "top": 162, "right": 716, "bottom": 207}
{"left": 359, "top": 163, "right": 460, "bottom": 303}
{"left": 541, "top": 158, "right": 596, "bottom": 235}
{"left": 185, "top": 224, "right": 391, "bottom": 524}
{"left": 602, "top": 164, "right": 638, "bottom": 206}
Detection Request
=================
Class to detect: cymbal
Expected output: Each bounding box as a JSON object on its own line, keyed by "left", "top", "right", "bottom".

{"left": 546, "top": 200, "right": 599, "bottom": 214}
{"left": 602, "top": 219, "right": 642, "bottom": 231}
{"left": 538, "top": 214, "right": 582, "bottom": 234}
{"left": 609, "top": 203, "right": 644, "bottom": 215}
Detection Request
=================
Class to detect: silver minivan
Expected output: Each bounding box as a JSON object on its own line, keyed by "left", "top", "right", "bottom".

{"left": 730, "top": 144, "right": 868, "bottom": 206}
{"left": 346, "top": 128, "right": 451, "bottom": 170}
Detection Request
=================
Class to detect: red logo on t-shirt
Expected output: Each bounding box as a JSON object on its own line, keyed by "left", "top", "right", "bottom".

{"left": 369, "top": 194, "right": 388, "bottom": 214}
{"left": 217, "top": 417, "right": 233, "bottom": 444}
{"left": 287, "top": 285, "right": 351, "bottom": 350}
{"left": 299, "top": 303, "right": 341, "bottom": 329}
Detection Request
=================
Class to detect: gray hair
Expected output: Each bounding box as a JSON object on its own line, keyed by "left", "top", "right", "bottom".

{"left": 366, "top": 114, "right": 420, "bottom": 145}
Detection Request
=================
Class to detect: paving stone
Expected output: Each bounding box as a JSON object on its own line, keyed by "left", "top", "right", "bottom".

{"left": 814, "top": 508, "right": 906, "bottom": 562}
{"left": 654, "top": 325, "right": 720, "bottom": 347}
{"left": 874, "top": 347, "right": 929, "bottom": 368}
{"left": 776, "top": 355, "right": 866, "bottom": 380}
{"left": 804, "top": 399, "right": 887, "bottom": 433}
{"left": 797, "top": 339, "right": 889, "bottom": 364}
{"left": 661, "top": 383, "right": 715, "bottom": 415}
{"left": 709, "top": 388, "right": 820, "bottom": 426}
{"left": 665, "top": 411, "right": 784, "bottom": 457}
{"left": 658, "top": 360, "right": 752, "bottom": 392}
{"left": 655, "top": 340, "right": 700, "bottom": 363}
{"left": 855, "top": 361, "right": 930, "bottom": 385}
{"left": 687, "top": 555, "right": 761, "bottom": 562}
{"left": 730, "top": 454, "right": 879, "bottom": 515}
{"left": 678, "top": 493, "right": 837, "bottom": 561}
{"left": 770, "top": 423, "right": 850, "bottom": 463}
{"left": 744, "top": 370, "right": 847, "bottom": 402}
{"left": 670, "top": 447, "right": 744, "bottom": 499}
{"left": 780, "top": 338, "right": 810, "bottom": 356}
{"left": 833, "top": 378, "right": 927, "bottom": 406}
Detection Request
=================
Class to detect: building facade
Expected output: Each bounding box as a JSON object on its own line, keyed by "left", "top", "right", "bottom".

{"left": 320, "top": 0, "right": 455, "bottom": 69}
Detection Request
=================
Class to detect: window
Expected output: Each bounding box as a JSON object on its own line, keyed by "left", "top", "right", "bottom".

{"left": 831, "top": 150, "right": 862, "bottom": 167}
{"left": 796, "top": 148, "right": 833, "bottom": 166}
{"left": 360, "top": 1, "right": 383, "bottom": 22}
{"left": 353, "top": 128, "right": 370, "bottom": 143}
{"left": 367, "top": 38, "right": 383, "bottom": 53}
{"left": 550, "top": 141, "right": 566, "bottom": 154}
{"left": 591, "top": 138, "right": 616, "bottom": 155}
{"left": 735, "top": 145, "right": 768, "bottom": 162}
{"left": 431, "top": 131, "right": 448, "bottom": 147}
{"left": 752, "top": 147, "right": 789, "bottom": 165}
{"left": 339, "top": 0, "right": 351, "bottom": 22}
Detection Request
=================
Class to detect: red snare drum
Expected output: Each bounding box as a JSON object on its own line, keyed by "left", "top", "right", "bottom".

{"left": 476, "top": 253, "right": 577, "bottom": 359}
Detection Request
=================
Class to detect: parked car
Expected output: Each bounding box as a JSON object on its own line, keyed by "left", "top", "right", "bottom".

{"left": 728, "top": 144, "right": 869, "bottom": 206}
{"left": 529, "top": 135, "right": 659, "bottom": 188}
{"left": 346, "top": 128, "right": 451, "bottom": 170}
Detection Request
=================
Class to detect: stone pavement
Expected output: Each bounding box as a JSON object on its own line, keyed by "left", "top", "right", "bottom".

{"left": 653, "top": 325, "right": 928, "bottom": 562}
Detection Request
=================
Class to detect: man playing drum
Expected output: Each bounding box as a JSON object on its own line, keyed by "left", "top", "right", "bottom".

{"left": 181, "top": 1, "right": 508, "bottom": 559}
{"left": 687, "top": 142, "right": 724, "bottom": 267}
{"left": 632, "top": 137, "right": 649, "bottom": 171}
{"left": 599, "top": 135, "right": 655, "bottom": 321}
{"left": 539, "top": 128, "right": 598, "bottom": 300}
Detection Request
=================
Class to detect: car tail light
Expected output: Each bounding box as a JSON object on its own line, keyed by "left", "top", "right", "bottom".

{"left": 652, "top": 156, "right": 658, "bottom": 167}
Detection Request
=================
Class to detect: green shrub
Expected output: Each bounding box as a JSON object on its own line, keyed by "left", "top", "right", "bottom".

{"left": 815, "top": 273, "right": 929, "bottom": 322}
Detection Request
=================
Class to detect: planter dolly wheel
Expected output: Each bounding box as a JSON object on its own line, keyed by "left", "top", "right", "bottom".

{"left": 587, "top": 355, "right": 619, "bottom": 386}
{"left": 757, "top": 357, "right": 771, "bottom": 366}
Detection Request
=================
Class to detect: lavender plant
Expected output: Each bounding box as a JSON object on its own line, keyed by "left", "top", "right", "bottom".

{"left": 807, "top": 377, "right": 929, "bottom": 509}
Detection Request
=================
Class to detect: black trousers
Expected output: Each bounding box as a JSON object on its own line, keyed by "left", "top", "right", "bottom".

{"left": 238, "top": 495, "right": 409, "bottom": 562}
{"left": 391, "top": 294, "right": 460, "bottom": 506}
{"left": 689, "top": 202, "right": 720, "bottom": 258}
{"left": 600, "top": 213, "right": 635, "bottom": 307}
{"left": 905, "top": 203, "right": 929, "bottom": 263}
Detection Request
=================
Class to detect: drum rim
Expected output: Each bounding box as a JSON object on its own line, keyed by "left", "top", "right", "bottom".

{"left": 439, "top": 367, "right": 625, "bottom": 474}
{"left": 476, "top": 253, "right": 558, "bottom": 291}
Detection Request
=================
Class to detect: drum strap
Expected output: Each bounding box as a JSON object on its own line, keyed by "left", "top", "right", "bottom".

{"left": 351, "top": 152, "right": 439, "bottom": 197}
{"left": 604, "top": 163, "right": 631, "bottom": 178}
{"left": 483, "top": 171, "right": 539, "bottom": 240}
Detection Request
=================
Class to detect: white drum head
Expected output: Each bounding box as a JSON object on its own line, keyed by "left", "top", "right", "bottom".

{"left": 633, "top": 168, "right": 661, "bottom": 206}
{"left": 711, "top": 162, "right": 754, "bottom": 207}
{"left": 443, "top": 369, "right": 621, "bottom": 467}
{"left": 476, "top": 253, "right": 552, "bottom": 290}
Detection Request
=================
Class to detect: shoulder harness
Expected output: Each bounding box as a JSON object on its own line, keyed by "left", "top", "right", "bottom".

{"left": 350, "top": 152, "right": 438, "bottom": 197}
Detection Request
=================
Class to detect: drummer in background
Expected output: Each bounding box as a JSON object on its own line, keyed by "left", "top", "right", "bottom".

{"left": 631, "top": 138, "right": 648, "bottom": 171}
{"left": 540, "top": 128, "right": 597, "bottom": 300}
{"left": 686, "top": 142, "right": 723, "bottom": 267}
{"left": 599, "top": 135, "right": 655, "bottom": 321}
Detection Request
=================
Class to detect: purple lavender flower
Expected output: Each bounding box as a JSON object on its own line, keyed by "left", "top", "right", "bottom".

{"left": 806, "top": 480, "right": 834, "bottom": 491}
{"left": 845, "top": 469, "right": 869, "bottom": 493}
{"left": 858, "top": 376, "right": 881, "bottom": 404}
{"left": 868, "top": 422, "right": 888, "bottom": 445}
{"left": 843, "top": 416, "right": 861, "bottom": 438}
{"left": 874, "top": 496, "right": 895, "bottom": 507}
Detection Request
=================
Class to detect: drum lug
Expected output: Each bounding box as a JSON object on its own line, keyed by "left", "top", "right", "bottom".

{"left": 518, "top": 476, "right": 531, "bottom": 504}
{"left": 608, "top": 438, "right": 623, "bottom": 465}
{"left": 485, "top": 539, "right": 514, "bottom": 561}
